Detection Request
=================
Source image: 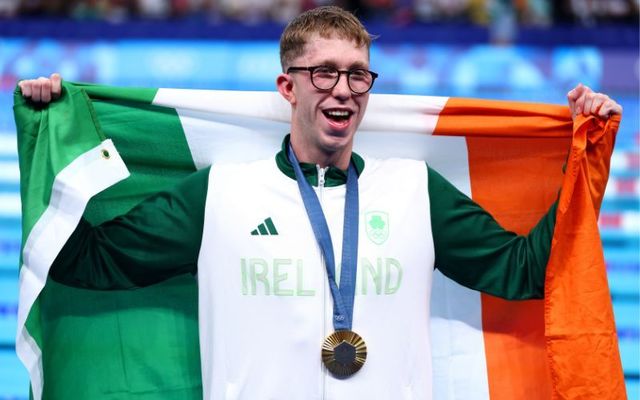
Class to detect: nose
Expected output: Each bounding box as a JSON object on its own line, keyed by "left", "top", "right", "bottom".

{"left": 332, "top": 72, "right": 352, "bottom": 99}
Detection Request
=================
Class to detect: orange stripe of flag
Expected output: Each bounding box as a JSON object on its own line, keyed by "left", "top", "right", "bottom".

{"left": 546, "top": 115, "right": 625, "bottom": 399}
{"left": 435, "top": 97, "right": 570, "bottom": 398}
{"left": 433, "top": 98, "right": 624, "bottom": 399}
{"left": 433, "top": 97, "right": 572, "bottom": 138}
{"left": 467, "top": 135, "right": 564, "bottom": 399}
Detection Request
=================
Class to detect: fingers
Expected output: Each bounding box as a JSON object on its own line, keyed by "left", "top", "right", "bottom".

{"left": 567, "top": 83, "right": 622, "bottom": 120}
{"left": 582, "top": 93, "right": 623, "bottom": 118}
{"left": 51, "top": 73, "right": 62, "bottom": 99}
{"left": 567, "top": 83, "right": 587, "bottom": 118}
{"left": 18, "top": 79, "right": 32, "bottom": 98}
{"left": 581, "top": 91, "right": 594, "bottom": 117}
{"left": 19, "top": 73, "right": 62, "bottom": 104}
{"left": 567, "top": 83, "right": 586, "bottom": 103}
{"left": 598, "top": 99, "right": 623, "bottom": 118}
{"left": 568, "top": 83, "right": 591, "bottom": 117}
{"left": 37, "top": 77, "right": 51, "bottom": 103}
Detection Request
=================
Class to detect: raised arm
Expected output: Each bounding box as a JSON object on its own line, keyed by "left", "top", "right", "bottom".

{"left": 50, "top": 167, "right": 210, "bottom": 290}
{"left": 429, "top": 166, "right": 555, "bottom": 299}
{"left": 431, "top": 85, "right": 621, "bottom": 300}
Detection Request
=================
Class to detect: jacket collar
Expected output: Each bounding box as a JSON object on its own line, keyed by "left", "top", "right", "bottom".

{"left": 275, "top": 134, "right": 365, "bottom": 187}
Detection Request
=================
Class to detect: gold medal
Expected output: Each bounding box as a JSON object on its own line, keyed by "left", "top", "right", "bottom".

{"left": 321, "top": 330, "right": 367, "bottom": 377}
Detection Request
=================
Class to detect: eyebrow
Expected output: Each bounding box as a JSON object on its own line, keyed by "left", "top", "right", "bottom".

{"left": 318, "top": 60, "right": 370, "bottom": 69}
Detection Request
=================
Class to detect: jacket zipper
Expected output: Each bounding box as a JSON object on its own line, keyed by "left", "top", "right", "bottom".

{"left": 316, "top": 165, "right": 328, "bottom": 400}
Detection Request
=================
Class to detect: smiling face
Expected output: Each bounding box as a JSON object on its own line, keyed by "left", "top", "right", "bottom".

{"left": 277, "top": 34, "right": 370, "bottom": 169}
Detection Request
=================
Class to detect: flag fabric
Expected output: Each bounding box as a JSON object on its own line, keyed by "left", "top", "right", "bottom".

{"left": 14, "top": 82, "right": 625, "bottom": 399}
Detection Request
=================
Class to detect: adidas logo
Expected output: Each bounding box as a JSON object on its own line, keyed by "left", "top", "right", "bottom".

{"left": 251, "top": 217, "right": 279, "bottom": 236}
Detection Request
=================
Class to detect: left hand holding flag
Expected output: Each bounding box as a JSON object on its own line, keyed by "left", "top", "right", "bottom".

{"left": 567, "top": 83, "right": 623, "bottom": 120}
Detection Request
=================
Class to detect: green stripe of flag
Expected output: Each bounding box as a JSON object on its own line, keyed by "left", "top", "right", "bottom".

{"left": 16, "top": 82, "right": 203, "bottom": 399}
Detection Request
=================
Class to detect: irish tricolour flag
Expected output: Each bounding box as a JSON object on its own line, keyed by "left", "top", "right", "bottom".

{"left": 14, "top": 83, "right": 625, "bottom": 399}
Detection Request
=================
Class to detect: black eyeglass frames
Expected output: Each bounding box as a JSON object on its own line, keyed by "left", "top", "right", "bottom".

{"left": 286, "top": 65, "right": 378, "bottom": 94}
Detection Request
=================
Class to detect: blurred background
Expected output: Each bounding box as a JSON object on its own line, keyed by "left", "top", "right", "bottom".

{"left": 0, "top": 0, "right": 638, "bottom": 398}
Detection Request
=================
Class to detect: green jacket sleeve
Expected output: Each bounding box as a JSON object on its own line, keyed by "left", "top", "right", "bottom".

{"left": 428, "top": 166, "right": 557, "bottom": 300}
{"left": 50, "top": 166, "right": 211, "bottom": 289}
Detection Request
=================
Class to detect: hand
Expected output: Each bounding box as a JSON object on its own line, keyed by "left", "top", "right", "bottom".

{"left": 18, "top": 73, "right": 62, "bottom": 103}
{"left": 567, "top": 83, "right": 622, "bottom": 120}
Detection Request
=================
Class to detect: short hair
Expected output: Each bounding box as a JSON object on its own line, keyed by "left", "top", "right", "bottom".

{"left": 279, "top": 6, "right": 373, "bottom": 71}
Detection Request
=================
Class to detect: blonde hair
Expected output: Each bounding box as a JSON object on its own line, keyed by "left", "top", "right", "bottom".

{"left": 279, "top": 6, "right": 372, "bottom": 70}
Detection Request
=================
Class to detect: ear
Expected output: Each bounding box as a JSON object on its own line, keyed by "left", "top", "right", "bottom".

{"left": 276, "top": 73, "right": 296, "bottom": 105}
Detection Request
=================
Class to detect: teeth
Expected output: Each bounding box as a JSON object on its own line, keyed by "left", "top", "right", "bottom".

{"left": 326, "top": 110, "right": 350, "bottom": 117}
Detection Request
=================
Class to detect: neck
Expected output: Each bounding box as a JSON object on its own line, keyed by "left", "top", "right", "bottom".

{"left": 290, "top": 138, "right": 351, "bottom": 170}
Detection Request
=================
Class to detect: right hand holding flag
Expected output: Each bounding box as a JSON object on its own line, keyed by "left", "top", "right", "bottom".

{"left": 19, "top": 73, "right": 62, "bottom": 103}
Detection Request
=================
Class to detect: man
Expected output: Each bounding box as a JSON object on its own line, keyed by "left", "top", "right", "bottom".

{"left": 19, "top": 6, "right": 622, "bottom": 400}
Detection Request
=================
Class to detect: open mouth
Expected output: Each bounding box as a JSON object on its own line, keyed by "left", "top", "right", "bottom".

{"left": 323, "top": 109, "right": 352, "bottom": 123}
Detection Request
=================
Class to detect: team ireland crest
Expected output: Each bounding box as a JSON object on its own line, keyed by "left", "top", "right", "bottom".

{"left": 365, "top": 211, "right": 389, "bottom": 245}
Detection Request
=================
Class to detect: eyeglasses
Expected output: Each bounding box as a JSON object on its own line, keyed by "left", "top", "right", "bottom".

{"left": 286, "top": 65, "right": 378, "bottom": 95}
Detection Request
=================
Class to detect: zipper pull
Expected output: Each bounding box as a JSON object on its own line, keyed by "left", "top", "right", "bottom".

{"left": 317, "top": 165, "right": 327, "bottom": 188}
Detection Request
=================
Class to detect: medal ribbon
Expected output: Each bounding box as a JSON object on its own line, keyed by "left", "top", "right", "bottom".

{"left": 288, "top": 145, "right": 359, "bottom": 331}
